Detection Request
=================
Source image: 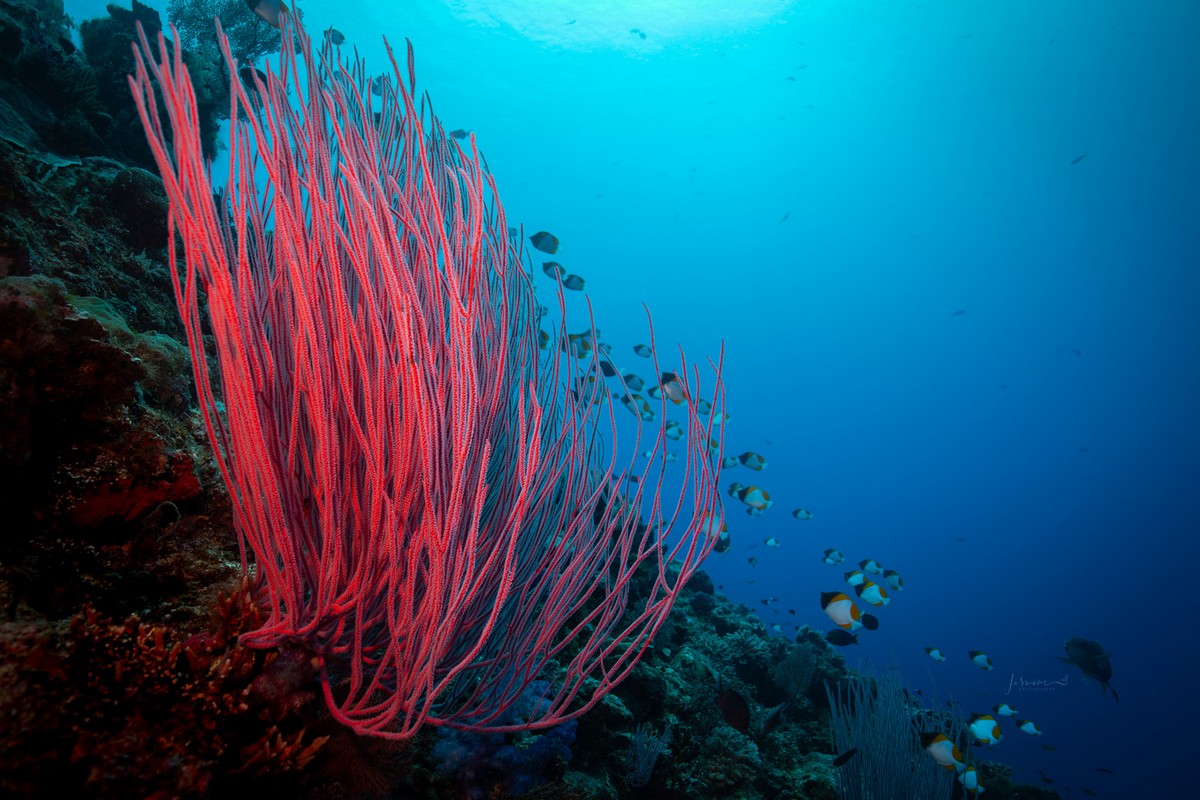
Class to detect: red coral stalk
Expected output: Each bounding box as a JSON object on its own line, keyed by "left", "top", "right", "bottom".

{"left": 127, "top": 16, "right": 724, "bottom": 739}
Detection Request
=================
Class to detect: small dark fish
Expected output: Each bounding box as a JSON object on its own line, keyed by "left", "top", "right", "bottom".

{"left": 1095, "top": 768, "right": 1115, "bottom": 774}
{"left": 716, "top": 688, "right": 750, "bottom": 733}
{"left": 325, "top": 27, "right": 345, "bottom": 46}
{"left": 779, "top": 212, "right": 791, "bottom": 224}
{"left": 1083, "top": 789, "right": 1097, "bottom": 797}
{"left": 238, "top": 65, "right": 268, "bottom": 94}
{"left": 450, "top": 129, "right": 469, "bottom": 139}
{"left": 950, "top": 308, "right": 967, "bottom": 317}
{"left": 952, "top": 536, "right": 968, "bottom": 543}
{"left": 530, "top": 231, "right": 560, "bottom": 254}
{"left": 597, "top": 359, "right": 619, "bottom": 377}
{"left": 861, "top": 613, "right": 880, "bottom": 631}
{"left": 1041, "top": 744, "right": 1057, "bottom": 751}
{"left": 832, "top": 748, "right": 858, "bottom": 767}
{"left": 629, "top": 28, "right": 647, "bottom": 40}
{"left": 1072, "top": 348, "right": 1083, "bottom": 355}
{"left": 371, "top": 75, "right": 387, "bottom": 96}
{"left": 825, "top": 629, "right": 859, "bottom": 647}
{"left": 542, "top": 261, "right": 564, "bottom": 278}
{"left": 562, "top": 274, "right": 585, "bottom": 291}
{"left": 1071, "top": 151, "right": 1089, "bottom": 165}
{"left": 785, "top": 76, "right": 797, "bottom": 82}
{"left": 763, "top": 702, "right": 789, "bottom": 733}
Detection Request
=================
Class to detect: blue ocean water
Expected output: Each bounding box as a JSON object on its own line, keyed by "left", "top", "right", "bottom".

{"left": 69, "top": 0, "right": 1197, "bottom": 795}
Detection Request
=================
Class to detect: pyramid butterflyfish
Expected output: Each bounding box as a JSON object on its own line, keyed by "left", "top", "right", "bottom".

{"left": 736, "top": 485, "right": 773, "bottom": 513}
{"left": 958, "top": 765, "right": 984, "bottom": 795}
{"left": 920, "top": 732, "right": 965, "bottom": 772}
{"left": 855, "top": 581, "right": 890, "bottom": 607}
{"left": 968, "top": 714, "right": 1003, "bottom": 746}
{"left": 821, "top": 591, "right": 862, "bottom": 631}
{"left": 969, "top": 650, "right": 994, "bottom": 671}
{"left": 1016, "top": 719, "right": 1043, "bottom": 736}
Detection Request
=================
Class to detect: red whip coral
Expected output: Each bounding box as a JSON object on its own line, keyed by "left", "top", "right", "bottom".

{"left": 128, "top": 17, "right": 724, "bottom": 738}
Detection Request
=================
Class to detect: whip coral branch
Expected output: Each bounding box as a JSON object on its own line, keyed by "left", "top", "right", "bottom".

{"left": 128, "top": 16, "right": 725, "bottom": 739}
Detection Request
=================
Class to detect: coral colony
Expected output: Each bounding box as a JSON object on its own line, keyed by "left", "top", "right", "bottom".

{"left": 128, "top": 14, "right": 724, "bottom": 738}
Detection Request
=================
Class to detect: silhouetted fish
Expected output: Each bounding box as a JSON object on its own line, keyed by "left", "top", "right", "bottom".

{"left": 1060, "top": 637, "right": 1119, "bottom": 702}
{"left": 825, "top": 629, "right": 859, "bottom": 647}
{"left": 1071, "top": 151, "right": 1088, "bottom": 165}
{"left": 238, "top": 65, "right": 267, "bottom": 95}
{"left": 716, "top": 688, "right": 750, "bottom": 732}
{"left": 450, "top": 129, "right": 469, "bottom": 139}
{"left": 763, "top": 702, "right": 789, "bottom": 733}
{"left": 248, "top": 0, "right": 288, "bottom": 29}
{"left": 832, "top": 748, "right": 858, "bottom": 766}
{"left": 530, "top": 231, "right": 559, "bottom": 254}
